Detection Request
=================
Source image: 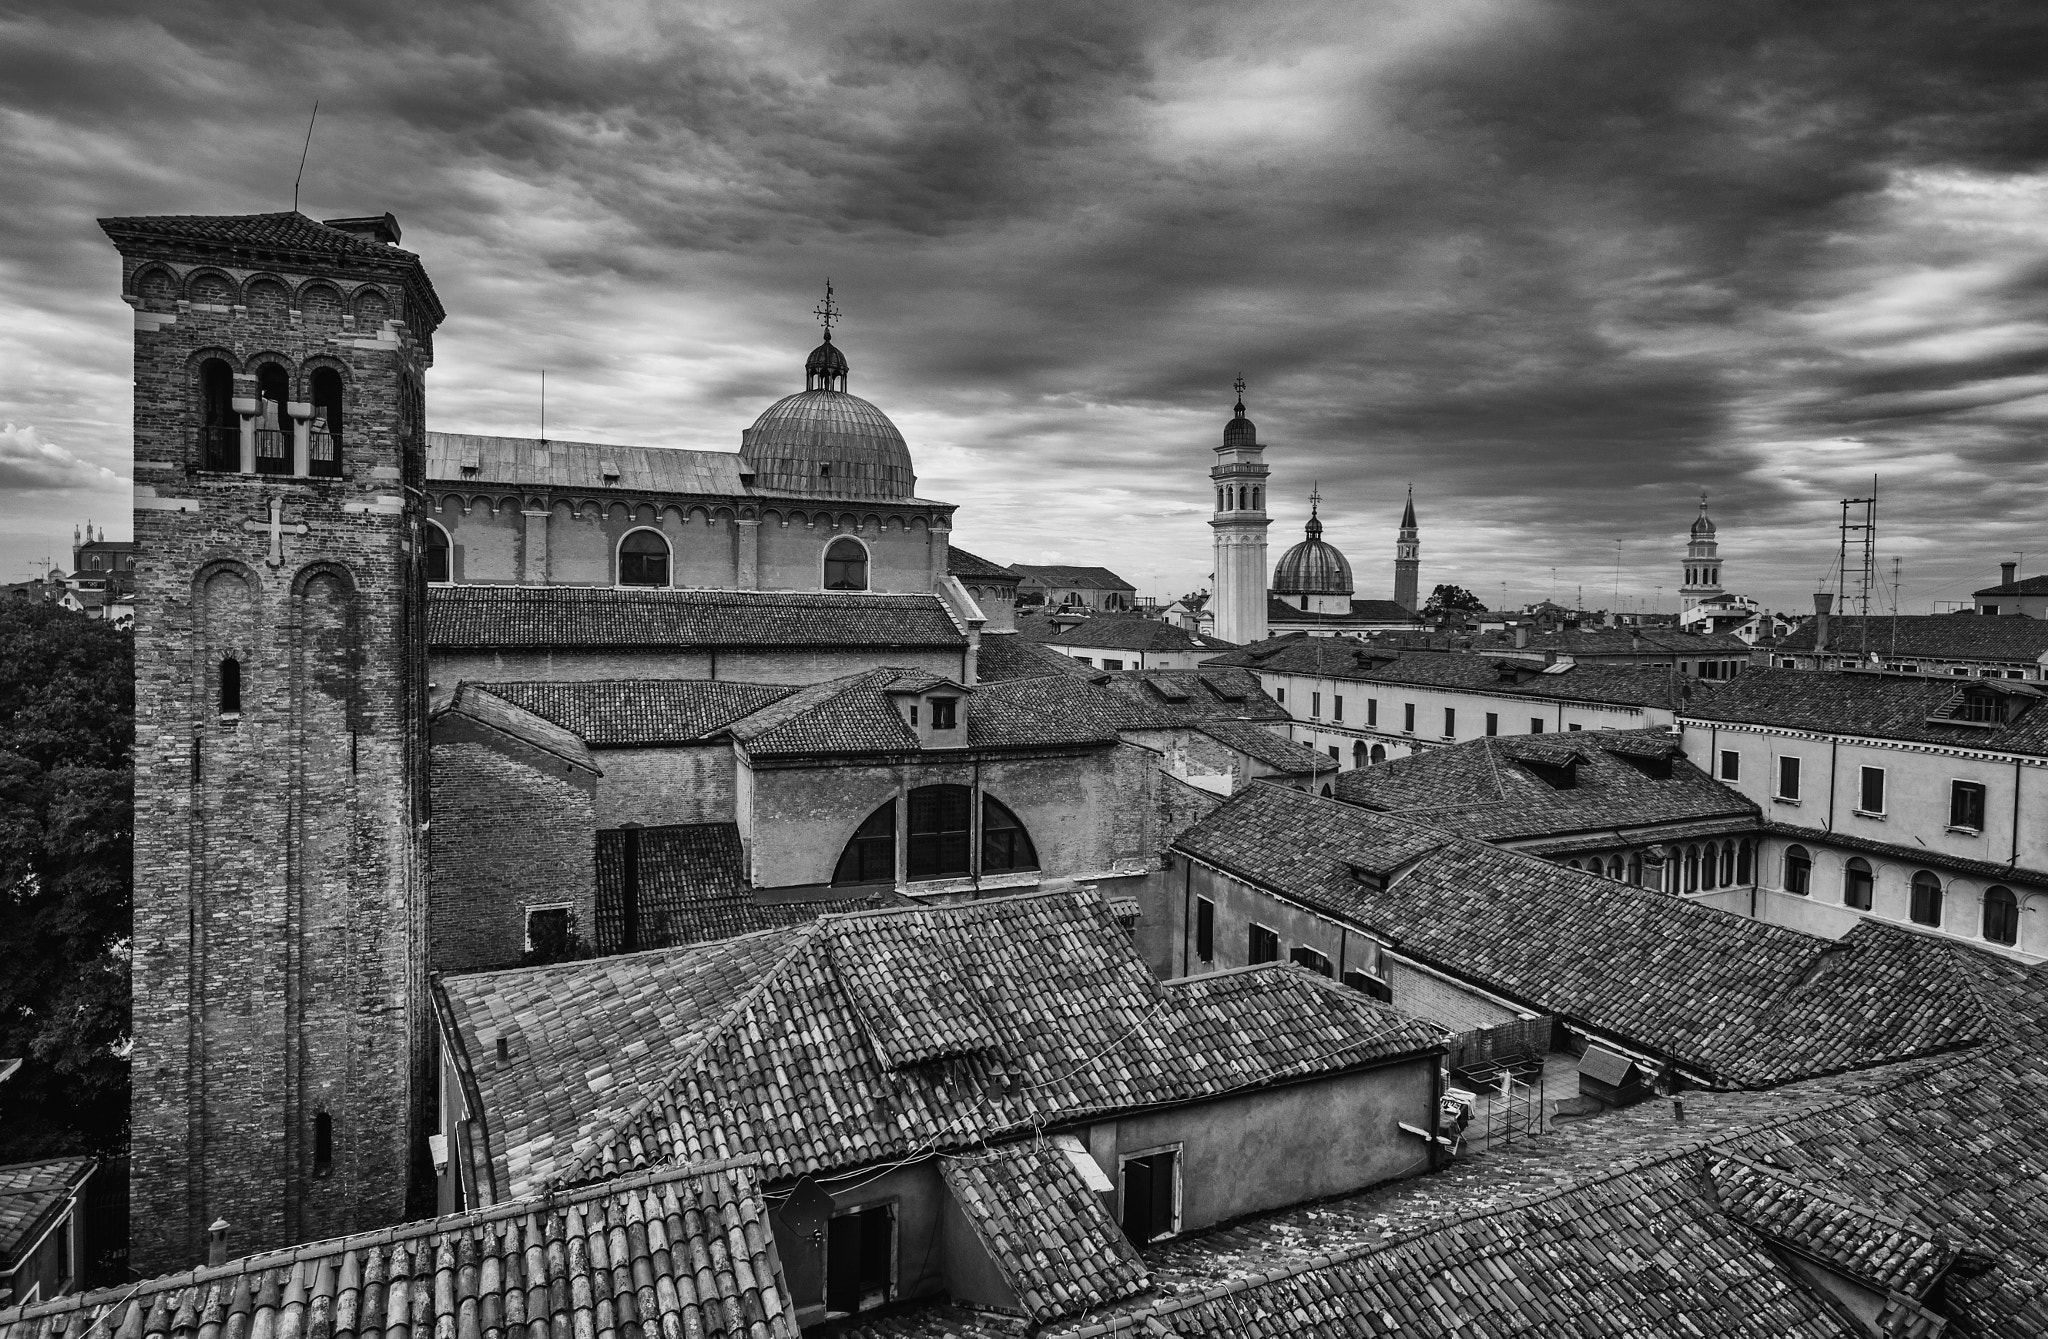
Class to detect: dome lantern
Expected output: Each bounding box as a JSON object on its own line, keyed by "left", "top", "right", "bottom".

{"left": 738, "top": 281, "right": 916, "bottom": 498}
{"left": 1272, "top": 486, "right": 1354, "bottom": 598}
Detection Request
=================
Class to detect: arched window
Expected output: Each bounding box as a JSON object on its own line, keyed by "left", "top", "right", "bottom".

{"left": 1736, "top": 841, "right": 1753, "bottom": 885}
{"left": 908, "top": 785, "right": 972, "bottom": 880}
{"left": 1784, "top": 845, "right": 1811, "bottom": 896}
{"left": 1370, "top": 745, "right": 1386, "bottom": 763}
{"left": 1628, "top": 852, "right": 1643, "bottom": 886}
{"left": 309, "top": 366, "right": 344, "bottom": 477}
{"left": 219, "top": 657, "right": 241, "bottom": 715}
{"left": 1685, "top": 845, "right": 1699, "bottom": 891}
{"left": 824, "top": 536, "right": 868, "bottom": 591}
{"left": 1983, "top": 886, "right": 2018, "bottom": 946}
{"left": 1567, "top": 860, "right": 1581, "bottom": 871}
{"left": 1300, "top": 595, "right": 1309, "bottom": 610}
{"left": 424, "top": 523, "right": 452, "bottom": 583}
{"left": 1843, "top": 858, "right": 1872, "bottom": 909}
{"left": 832, "top": 800, "right": 897, "bottom": 886}
{"left": 1720, "top": 842, "right": 1735, "bottom": 885}
{"left": 1320, "top": 783, "right": 1333, "bottom": 797}
{"left": 255, "top": 363, "right": 291, "bottom": 474}
{"left": 1910, "top": 871, "right": 1942, "bottom": 926}
{"left": 1251, "top": 487, "right": 1261, "bottom": 510}
{"left": 981, "top": 795, "right": 1038, "bottom": 873}
{"left": 1236, "top": 486, "right": 1246, "bottom": 510}
{"left": 618, "top": 529, "right": 670, "bottom": 587}
{"left": 1607, "top": 856, "right": 1623, "bottom": 880}
{"left": 198, "top": 358, "right": 236, "bottom": 470}
{"left": 1218, "top": 489, "right": 1226, "bottom": 512}
{"left": 1353, "top": 742, "right": 1367, "bottom": 768}
{"left": 1700, "top": 844, "right": 1717, "bottom": 890}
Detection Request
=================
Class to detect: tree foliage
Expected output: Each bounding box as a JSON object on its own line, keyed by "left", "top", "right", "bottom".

{"left": 1421, "top": 583, "right": 1488, "bottom": 621}
{"left": 0, "top": 603, "right": 133, "bottom": 1159}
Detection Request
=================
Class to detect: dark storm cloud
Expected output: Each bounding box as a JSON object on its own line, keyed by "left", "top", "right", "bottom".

{"left": 2, "top": 0, "right": 2046, "bottom": 608}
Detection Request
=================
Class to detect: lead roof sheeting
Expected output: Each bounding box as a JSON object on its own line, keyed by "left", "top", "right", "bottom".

{"left": 426, "top": 585, "right": 968, "bottom": 650}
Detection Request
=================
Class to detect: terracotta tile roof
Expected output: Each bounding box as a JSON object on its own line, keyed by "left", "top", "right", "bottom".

{"left": 1334, "top": 728, "right": 1759, "bottom": 842}
{"left": 0, "top": 1160, "right": 796, "bottom": 1339}
{"left": 972, "top": 669, "right": 1286, "bottom": 736}
{"left": 1266, "top": 596, "right": 1421, "bottom": 625}
{"left": 1709, "top": 1154, "right": 1956, "bottom": 1296}
{"left": 1775, "top": 613, "right": 2048, "bottom": 663}
{"left": 1174, "top": 784, "right": 2003, "bottom": 1088}
{"left": 435, "top": 890, "right": 1448, "bottom": 1201}
{"left": 1973, "top": 574, "right": 2048, "bottom": 597}
{"left": 1006, "top": 565, "right": 1135, "bottom": 592}
{"left": 971, "top": 634, "right": 1096, "bottom": 684}
{"left": 944, "top": 546, "right": 1020, "bottom": 582}
{"left": 1207, "top": 635, "right": 1712, "bottom": 710}
{"left": 1016, "top": 614, "right": 1235, "bottom": 654}
{"left": 937, "top": 1141, "right": 1150, "bottom": 1324}
{"left": 0, "top": 1158, "right": 91, "bottom": 1267}
{"left": 427, "top": 586, "right": 967, "bottom": 650}
{"left": 1682, "top": 667, "right": 2048, "bottom": 755}
{"left": 472, "top": 680, "right": 793, "bottom": 747}
{"left": 433, "top": 685, "right": 600, "bottom": 774}
{"left": 1191, "top": 719, "right": 1329, "bottom": 775}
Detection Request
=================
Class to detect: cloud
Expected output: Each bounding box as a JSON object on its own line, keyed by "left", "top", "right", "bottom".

{"left": 0, "top": 422, "right": 126, "bottom": 492}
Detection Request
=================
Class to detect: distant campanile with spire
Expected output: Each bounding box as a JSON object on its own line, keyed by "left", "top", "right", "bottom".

{"left": 1394, "top": 486, "right": 1420, "bottom": 612}
{"left": 1209, "top": 377, "right": 1271, "bottom": 645}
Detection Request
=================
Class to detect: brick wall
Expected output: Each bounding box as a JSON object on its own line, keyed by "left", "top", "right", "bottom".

{"left": 1382, "top": 957, "right": 1523, "bottom": 1033}
{"left": 428, "top": 740, "right": 596, "bottom": 974}
{"left": 114, "top": 228, "right": 435, "bottom": 1272}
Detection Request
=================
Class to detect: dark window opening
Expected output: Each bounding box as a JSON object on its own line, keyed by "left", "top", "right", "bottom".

{"left": 1485, "top": 712, "right": 1498, "bottom": 737}
{"left": 1195, "top": 897, "right": 1214, "bottom": 963}
{"left": 1333, "top": 695, "right": 1343, "bottom": 721}
{"left": 1736, "top": 841, "right": 1752, "bottom": 885}
{"left": 1120, "top": 1150, "right": 1178, "bottom": 1245}
{"left": 980, "top": 794, "right": 1038, "bottom": 874}
{"left": 255, "top": 363, "right": 291, "bottom": 474}
{"left": 1911, "top": 871, "right": 1943, "bottom": 927}
{"left": 1352, "top": 742, "right": 1366, "bottom": 768}
{"left": 309, "top": 367, "right": 344, "bottom": 476}
{"left": 619, "top": 529, "right": 670, "bottom": 586}
{"left": 1859, "top": 766, "right": 1886, "bottom": 814}
{"left": 1951, "top": 781, "right": 1987, "bottom": 831}
{"left": 1403, "top": 703, "right": 1415, "bottom": 733}
{"left": 424, "top": 525, "right": 451, "bottom": 582}
{"left": 1343, "top": 970, "right": 1392, "bottom": 1003}
{"left": 826, "top": 1203, "right": 895, "bottom": 1316}
{"left": 524, "top": 906, "right": 574, "bottom": 962}
{"left": 219, "top": 657, "right": 242, "bottom": 715}
{"left": 1718, "top": 750, "right": 1740, "bottom": 781}
{"left": 929, "top": 697, "right": 958, "bottom": 730}
{"left": 1248, "top": 924, "right": 1279, "bottom": 964}
{"left": 824, "top": 537, "right": 868, "bottom": 591}
{"left": 1530, "top": 718, "right": 1544, "bottom": 733}
{"left": 1366, "top": 699, "right": 1376, "bottom": 726}
{"left": 1443, "top": 707, "right": 1456, "bottom": 737}
{"left": 832, "top": 800, "right": 897, "bottom": 886}
{"left": 1290, "top": 945, "right": 1333, "bottom": 977}
{"left": 198, "top": 357, "right": 237, "bottom": 469}
{"left": 1784, "top": 845, "right": 1812, "bottom": 896}
{"left": 1777, "top": 755, "right": 1801, "bottom": 800}
{"left": 908, "top": 785, "right": 972, "bottom": 880}
{"left": 313, "top": 1111, "right": 333, "bottom": 1178}
{"left": 1984, "top": 886, "right": 2018, "bottom": 946}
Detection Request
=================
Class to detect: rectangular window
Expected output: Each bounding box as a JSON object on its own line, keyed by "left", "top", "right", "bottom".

{"left": 524, "top": 905, "right": 571, "bottom": 957}
{"left": 1531, "top": 719, "right": 1545, "bottom": 733}
{"left": 1951, "top": 780, "right": 1987, "bottom": 831}
{"left": 1343, "top": 970, "right": 1392, "bottom": 1003}
{"left": 1718, "top": 750, "right": 1740, "bottom": 781}
{"left": 1074, "top": 656, "right": 1092, "bottom": 667}
{"left": 1777, "top": 755, "right": 1801, "bottom": 801}
{"left": 1101, "top": 658, "right": 1123, "bottom": 671}
{"left": 929, "top": 697, "right": 957, "bottom": 730}
{"left": 826, "top": 1203, "right": 896, "bottom": 1316}
{"left": 1858, "top": 766, "right": 1885, "bottom": 815}
{"left": 313, "top": 1111, "right": 334, "bottom": 1178}
{"left": 1403, "top": 703, "right": 1415, "bottom": 734}
{"left": 1366, "top": 699, "right": 1377, "bottom": 727}
{"left": 1443, "top": 707, "right": 1456, "bottom": 738}
{"left": 1195, "top": 897, "right": 1214, "bottom": 963}
{"left": 1311, "top": 691, "right": 1322, "bottom": 718}
{"left": 1327, "top": 745, "right": 1339, "bottom": 760}
{"left": 1333, "top": 695, "right": 1343, "bottom": 721}
{"left": 1568, "top": 723, "right": 1582, "bottom": 731}
{"left": 1248, "top": 923, "right": 1279, "bottom": 964}
{"left": 1120, "top": 1148, "right": 1179, "bottom": 1245}
{"left": 1485, "top": 712, "right": 1498, "bottom": 737}
{"left": 1275, "top": 686, "right": 1285, "bottom": 703}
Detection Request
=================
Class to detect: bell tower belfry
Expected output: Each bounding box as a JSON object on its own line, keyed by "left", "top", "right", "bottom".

{"left": 1681, "top": 493, "right": 1723, "bottom": 610}
{"left": 1209, "top": 378, "right": 1271, "bottom": 646}
{"left": 1393, "top": 487, "right": 1420, "bottom": 613}
{"left": 102, "top": 210, "right": 444, "bottom": 1272}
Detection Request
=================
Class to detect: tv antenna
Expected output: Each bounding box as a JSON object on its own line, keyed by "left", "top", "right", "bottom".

{"left": 1837, "top": 476, "right": 1877, "bottom": 652}
{"left": 292, "top": 102, "right": 320, "bottom": 213}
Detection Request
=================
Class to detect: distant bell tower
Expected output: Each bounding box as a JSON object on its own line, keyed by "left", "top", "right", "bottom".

{"left": 1681, "top": 493, "right": 1722, "bottom": 610}
{"left": 1209, "top": 378, "right": 1271, "bottom": 646}
{"left": 1393, "top": 486, "right": 1420, "bottom": 612}
{"left": 101, "top": 209, "right": 444, "bottom": 1272}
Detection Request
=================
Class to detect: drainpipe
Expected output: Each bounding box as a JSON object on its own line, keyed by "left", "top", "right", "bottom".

{"left": 2013, "top": 758, "right": 2024, "bottom": 870}
{"left": 1826, "top": 737, "right": 1838, "bottom": 835}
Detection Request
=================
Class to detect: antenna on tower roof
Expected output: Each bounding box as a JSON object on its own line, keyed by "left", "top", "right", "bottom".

{"left": 292, "top": 101, "right": 319, "bottom": 214}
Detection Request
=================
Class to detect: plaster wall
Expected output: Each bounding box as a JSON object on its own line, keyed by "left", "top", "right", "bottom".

{"left": 1156, "top": 859, "right": 1380, "bottom": 981}
{"left": 768, "top": 1163, "right": 950, "bottom": 1326}
{"left": 1746, "top": 835, "right": 2046, "bottom": 961}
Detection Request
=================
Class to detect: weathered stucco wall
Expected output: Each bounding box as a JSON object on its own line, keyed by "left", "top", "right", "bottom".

{"left": 590, "top": 745, "right": 738, "bottom": 828}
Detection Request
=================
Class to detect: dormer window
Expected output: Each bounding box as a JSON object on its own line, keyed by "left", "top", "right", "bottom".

{"left": 930, "top": 697, "right": 958, "bottom": 730}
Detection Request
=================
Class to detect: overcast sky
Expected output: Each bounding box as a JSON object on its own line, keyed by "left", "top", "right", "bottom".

{"left": 4, "top": 0, "right": 2046, "bottom": 613}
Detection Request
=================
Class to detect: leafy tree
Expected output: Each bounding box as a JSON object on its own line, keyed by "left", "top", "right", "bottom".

{"left": 1421, "top": 584, "right": 1488, "bottom": 621}
{"left": 0, "top": 603, "right": 132, "bottom": 1160}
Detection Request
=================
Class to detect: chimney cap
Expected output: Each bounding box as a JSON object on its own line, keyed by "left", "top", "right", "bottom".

{"left": 321, "top": 213, "right": 403, "bottom": 246}
{"left": 1813, "top": 592, "right": 1834, "bottom": 615}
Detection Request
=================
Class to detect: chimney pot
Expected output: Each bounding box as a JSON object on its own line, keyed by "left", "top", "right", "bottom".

{"left": 2001, "top": 561, "right": 2018, "bottom": 586}
{"left": 208, "top": 1219, "right": 230, "bottom": 1267}
{"left": 1812, "top": 593, "right": 1832, "bottom": 656}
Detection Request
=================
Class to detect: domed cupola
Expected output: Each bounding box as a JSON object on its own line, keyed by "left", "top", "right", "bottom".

{"left": 1223, "top": 387, "right": 1258, "bottom": 448}
{"left": 1690, "top": 494, "right": 1717, "bottom": 537}
{"left": 1272, "top": 488, "right": 1354, "bottom": 600}
{"left": 739, "top": 283, "right": 917, "bottom": 499}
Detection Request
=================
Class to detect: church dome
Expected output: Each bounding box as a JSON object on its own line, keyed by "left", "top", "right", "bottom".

{"left": 1223, "top": 397, "right": 1257, "bottom": 448}
{"left": 1273, "top": 512, "right": 1354, "bottom": 595}
{"left": 739, "top": 332, "right": 918, "bottom": 499}
{"left": 1691, "top": 498, "right": 1716, "bottom": 536}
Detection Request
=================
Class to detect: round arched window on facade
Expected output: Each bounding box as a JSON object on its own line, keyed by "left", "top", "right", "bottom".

{"left": 1910, "top": 871, "right": 1943, "bottom": 927}
{"left": 1983, "top": 885, "right": 2019, "bottom": 946}
{"left": 619, "top": 529, "right": 670, "bottom": 587}
{"left": 1783, "top": 845, "right": 1812, "bottom": 896}
{"left": 824, "top": 537, "right": 868, "bottom": 591}
{"left": 424, "top": 524, "right": 451, "bottom": 583}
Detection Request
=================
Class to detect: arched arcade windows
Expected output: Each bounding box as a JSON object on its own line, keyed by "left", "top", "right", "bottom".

{"left": 1843, "top": 858, "right": 1873, "bottom": 911}
{"left": 1910, "top": 870, "right": 1943, "bottom": 927}
{"left": 831, "top": 786, "right": 1040, "bottom": 886}
{"left": 1783, "top": 845, "right": 1812, "bottom": 896}
{"left": 255, "top": 364, "right": 291, "bottom": 474}
{"left": 198, "top": 358, "right": 236, "bottom": 470}
{"left": 824, "top": 536, "right": 869, "bottom": 591}
{"left": 617, "top": 528, "right": 670, "bottom": 587}
{"left": 1984, "top": 886, "right": 2018, "bottom": 946}
{"left": 309, "top": 366, "right": 344, "bottom": 477}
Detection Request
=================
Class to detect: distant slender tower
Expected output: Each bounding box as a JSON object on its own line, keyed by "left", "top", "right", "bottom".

{"left": 1393, "top": 486, "right": 1420, "bottom": 612}
{"left": 1681, "top": 493, "right": 1722, "bottom": 610}
{"left": 1209, "top": 378, "right": 1271, "bottom": 646}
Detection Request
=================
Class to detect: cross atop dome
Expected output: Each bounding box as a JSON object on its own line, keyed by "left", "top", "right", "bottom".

{"left": 1233, "top": 374, "right": 1247, "bottom": 416}
{"left": 813, "top": 279, "right": 841, "bottom": 341}
{"left": 804, "top": 280, "right": 850, "bottom": 391}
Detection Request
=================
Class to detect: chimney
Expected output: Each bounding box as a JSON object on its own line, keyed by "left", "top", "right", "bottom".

{"left": 1813, "top": 593, "right": 1833, "bottom": 655}
{"left": 2001, "top": 560, "right": 2018, "bottom": 587}
{"left": 1512, "top": 624, "right": 1529, "bottom": 650}
{"left": 208, "top": 1219, "right": 231, "bottom": 1267}
{"left": 320, "top": 212, "right": 403, "bottom": 246}
{"left": 1630, "top": 632, "right": 1643, "bottom": 652}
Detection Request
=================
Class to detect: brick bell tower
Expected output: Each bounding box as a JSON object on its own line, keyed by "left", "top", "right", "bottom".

{"left": 101, "top": 211, "right": 443, "bottom": 1271}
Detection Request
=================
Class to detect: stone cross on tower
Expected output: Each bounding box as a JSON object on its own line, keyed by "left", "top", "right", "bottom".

{"left": 242, "top": 496, "right": 310, "bottom": 568}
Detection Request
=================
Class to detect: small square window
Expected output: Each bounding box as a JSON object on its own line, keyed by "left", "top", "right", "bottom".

{"left": 525, "top": 905, "right": 572, "bottom": 958}
{"left": 1718, "top": 750, "right": 1739, "bottom": 781}
{"left": 1951, "top": 780, "right": 1986, "bottom": 831}
{"left": 1530, "top": 719, "right": 1545, "bottom": 733}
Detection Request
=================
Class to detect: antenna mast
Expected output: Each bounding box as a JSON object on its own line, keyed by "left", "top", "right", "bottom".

{"left": 1837, "top": 477, "right": 1877, "bottom": 654}
{"left": 292, "top": 102, "right": 320, "bottom": 213}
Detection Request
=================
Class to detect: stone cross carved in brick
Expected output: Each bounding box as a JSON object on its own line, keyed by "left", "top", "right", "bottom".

{"left": 242, "top": 496, "right": 310, "bottom": 568}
